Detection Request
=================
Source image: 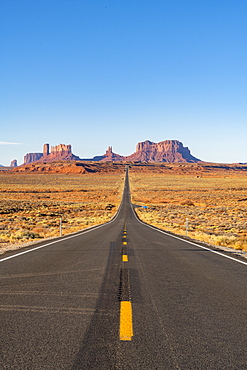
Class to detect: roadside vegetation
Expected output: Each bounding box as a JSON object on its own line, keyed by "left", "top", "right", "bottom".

{"left": 1, "top": 165, "right": 246, "bottom": 254}
{"left": 0, "top": 173, "right": 124, "bottom": 253}
{"left": 129, "top": 172, "right": 247, "bottom": 252}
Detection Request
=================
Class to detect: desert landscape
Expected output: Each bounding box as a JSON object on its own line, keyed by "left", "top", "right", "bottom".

{"left": 129, "top": 164, "right": 247, "bottom": 252}
{"left": 0, "top": 169, "right": 124, "bottom": 254}
{"left": 0, "top": 161, "right": 247, "bottom": 254}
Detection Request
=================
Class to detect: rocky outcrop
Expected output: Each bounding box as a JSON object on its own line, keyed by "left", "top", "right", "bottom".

{"left": 23, "top": 144, "right": 81, "bottom": 164}
{"left": 22, "top": 140, "right": 201, "bottom": 165}
{"left": 124, "top": 140, "right": 200, "bottom": 163}
{"left": 100, "top": 146, "right": 124, "bottom": 162}
{"left": 50, "top": 144, "right": 71, "bottom": 156}
{"left": 10, "top": 159, "right": 18, "bottom": 167}
{"left": 77, "top": 141, "right": 200, "bottom": 163}
{"left": 43, "top": 143, "right": 49, "bottom": 156}
{"left": 82, "top": 146, "right": 124, "bottom": 162}
{"left": 43, "top": 144, "right": 81, "bottom": 161}
{"left": 24, "top": 153, "right": 43, "bottom": 164}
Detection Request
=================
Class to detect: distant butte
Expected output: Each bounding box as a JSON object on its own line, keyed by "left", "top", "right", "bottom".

{"left": 24, "top": 143, "right": 81, "bottom": 164}
{"left": 85, "top": 140, "right": 200, "bottom": 163}
{"left": 10, "top": 159, "right": 18, "bottom": 167}
{"left": 22, "top": 140, "right": 201, "bottom": 165}
{"left": 124, "top": 140, "right": 200, "bottom": 163}
{"left": 92, "top": 140, "right": 201, "bottom": 163}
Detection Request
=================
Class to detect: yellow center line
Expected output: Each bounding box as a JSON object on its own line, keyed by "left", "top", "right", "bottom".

{"left": 122, "top": 255, "right": 128, "bottom": 262}
{"left": 120, "top": 301, "right": 133, "bottom": 341}
{"left": 123, "top": 241, "right": 127, "bottom": 245}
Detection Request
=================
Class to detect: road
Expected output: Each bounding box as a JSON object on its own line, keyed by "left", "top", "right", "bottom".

{"left": 1, "top": 168, "right": 247, "bottom": 369}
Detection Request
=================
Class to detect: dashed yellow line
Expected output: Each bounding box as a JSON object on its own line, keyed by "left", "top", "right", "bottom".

{"left": 119, "top": 225, "right": 133, "bottom": 341}
{"left": 120, "top": 301, "right": 133, "bottom": 340}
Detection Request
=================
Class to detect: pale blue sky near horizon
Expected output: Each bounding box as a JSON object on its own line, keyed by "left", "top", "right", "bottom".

{"left": 1, "top": 0, "right": 247, "bottom": 166}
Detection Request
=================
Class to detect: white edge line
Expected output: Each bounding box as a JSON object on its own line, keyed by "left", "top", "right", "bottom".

{"left": 130, "top": 202, "right": 247, "bottom": 267}
{"left": 3, "top": 173, "right": 246, "bottom": 267}
{"left": 0, "top": 221, "right": 110, "bottom": 263}
{"left": 0, "top": 190, "right": 125, "bottom": 263}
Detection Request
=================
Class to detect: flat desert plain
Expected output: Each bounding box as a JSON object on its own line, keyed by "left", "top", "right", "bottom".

{"left": 1, "top": 162, "right": 246, "bottom": 254}
{"left": 129, "top": 166, "right": 247, "bottom": 252}
{"left": 0, "top": 172, "right": 124, "bottom": 253}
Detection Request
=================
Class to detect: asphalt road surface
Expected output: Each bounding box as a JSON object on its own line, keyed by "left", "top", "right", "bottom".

{"left": 1, "top": 169, "right": 247, "bottom": 369}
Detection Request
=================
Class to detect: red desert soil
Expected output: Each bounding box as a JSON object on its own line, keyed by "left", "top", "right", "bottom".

{"left": 128, "top": 163, "right": 247, "bottom": 252}
{"left": 1, "top": 161, "right": 246, "bottom": 253}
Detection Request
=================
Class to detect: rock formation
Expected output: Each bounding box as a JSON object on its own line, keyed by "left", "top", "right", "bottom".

{"left": 22, "top": 140, "right": 201, "bottom": 165}
{"left": 100, "top": 146, "right": 124, "bottom": 162}
{"left": 43, "top": 143, "right": 49, "bottom": 156}
{"left": 24, "top": 153, "right": 43, "bottom": 164}
{"left": 124, "top": 140, "right": 200, "bottom": 163}
{"left": 89, "top": 140, "right": 200, "bottom": 163}
{"left": 82, "top": 146, "right": 124, "bottom": 162}
{"left": 23, "top": 144, "right": 81, "bottom": 164}
{"left": 43, "top": 144, "right": 80, "bottom": 161}
{"left": 10, "top": 159, "right": 18, "bottom": 167}
{"left": 50, "top": 144, "right": 71, "bottom": 156}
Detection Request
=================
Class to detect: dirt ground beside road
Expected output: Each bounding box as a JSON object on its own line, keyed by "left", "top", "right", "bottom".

{"left": 129, "top": 171, "right": 247, "bottom": 252}
{"left": 0, "top": 172, "right": 124, "bottom": 253}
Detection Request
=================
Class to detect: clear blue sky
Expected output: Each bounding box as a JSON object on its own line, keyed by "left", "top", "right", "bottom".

{"left": 1, "top": 0, "right": 247, "bottom": 166}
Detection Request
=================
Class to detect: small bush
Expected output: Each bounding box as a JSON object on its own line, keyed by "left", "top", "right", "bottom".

{"left": 180, "top": 200, "right": 195, "bottom": 206}
{"left": 21, "top": 231, "right": 42, "bottom": 240}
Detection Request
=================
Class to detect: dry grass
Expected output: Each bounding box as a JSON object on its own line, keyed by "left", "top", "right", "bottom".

{"left": 129, "top": 172, "right": 247, "bottom": 251}
{"left": 0, "top": 173, "right": 124, "bottom": 253}
{"left": 1, "top": 166, "right": 246, "bottom": 254}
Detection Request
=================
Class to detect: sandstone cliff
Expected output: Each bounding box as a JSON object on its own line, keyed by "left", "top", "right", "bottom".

{"left": 23, "top": 144, "right": 81, "bottom": 164}
{"left": 10, "top": 159, "right": 18, "bottom": 167}
{"left": 83, "top": 141, "right": 200, "bottom": 163}
{"left": 42, "top": 144, "right": 81, "bottom": 161}
{"left": 24, "top": 153, "right": 43, "bottom": 164}
{"left": 124, "top": 140, "right": 200, "bottom": 163}
{"left": 23, "top": 140, "right": 201, "bottom": 165}
{"left": 100, "top": 146, "right": 124, "bottom": 162}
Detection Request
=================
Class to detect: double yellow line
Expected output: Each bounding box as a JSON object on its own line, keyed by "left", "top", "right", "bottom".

{"left": 119, "top": 226, "right": 133, "bottom": 341}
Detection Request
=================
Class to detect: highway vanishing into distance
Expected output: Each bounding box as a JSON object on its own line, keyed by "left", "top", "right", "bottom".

{"left": 1, "top": 169, "right": 247, "bottom": 369}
